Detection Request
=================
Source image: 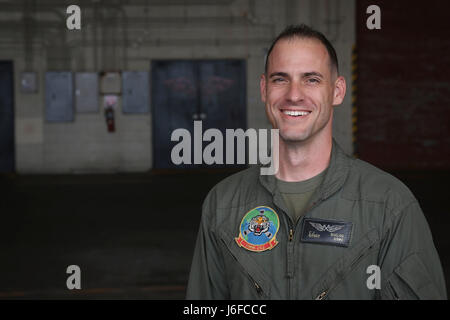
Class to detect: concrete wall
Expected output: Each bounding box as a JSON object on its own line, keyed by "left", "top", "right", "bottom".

{"left": 0, "top": 0, "right": 355, "bottom": 173}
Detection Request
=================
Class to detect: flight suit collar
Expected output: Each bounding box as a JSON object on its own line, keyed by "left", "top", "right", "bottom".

{"left": 259, "top": 138, "right": 352, "bottom": 207}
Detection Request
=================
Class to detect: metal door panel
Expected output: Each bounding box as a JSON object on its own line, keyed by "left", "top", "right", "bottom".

{"left": 122, "top": 71, "right": 150, "bottom": 114}
{"left": 75, "top": 72, "right": 98, "bottom": 113}
{"left": 45, "top": 72, "right": 74, "bottom": 122}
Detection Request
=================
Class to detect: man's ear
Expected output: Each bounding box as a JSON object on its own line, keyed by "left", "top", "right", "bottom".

{"left": 260, "top": 74, "right": 267, "bottom": 103}
{"left": 332, "top": 76, "right": 346, "bottom": 106}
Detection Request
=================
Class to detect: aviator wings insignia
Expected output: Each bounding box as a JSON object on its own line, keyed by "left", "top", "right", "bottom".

{"left": 309, "top": 222, "right": 345, "bottom": 233}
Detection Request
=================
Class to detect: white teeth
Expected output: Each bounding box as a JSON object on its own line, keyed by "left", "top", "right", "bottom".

{"left": 283, "top": 110, "right": 310, "bottom": 116}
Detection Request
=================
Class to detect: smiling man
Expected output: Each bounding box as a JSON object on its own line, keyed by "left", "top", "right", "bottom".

{"left": 186, "top": 24, "right": 447, "bottom": 300}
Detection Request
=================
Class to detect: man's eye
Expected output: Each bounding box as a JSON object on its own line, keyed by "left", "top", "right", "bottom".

{"left": 307, "top": 78, "right": 320, "bottom": 84}
{"left": 272, "top": 78, "right": 286, "bottom": 83}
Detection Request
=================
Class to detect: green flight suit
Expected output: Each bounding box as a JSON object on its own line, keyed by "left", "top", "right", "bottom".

{"left": 186, "top": 139, "right": 447, "bottom": 299}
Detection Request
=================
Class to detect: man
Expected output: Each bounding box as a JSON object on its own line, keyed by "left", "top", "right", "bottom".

{"left": 186, "top": 24, "right": 447, "bottom": 299}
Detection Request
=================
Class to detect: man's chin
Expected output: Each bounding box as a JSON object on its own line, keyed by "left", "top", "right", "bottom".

{"left": 280, "top": 132, "right": 309, "bottom": 144}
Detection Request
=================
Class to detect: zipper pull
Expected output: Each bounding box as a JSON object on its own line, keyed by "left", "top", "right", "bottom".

{"left": 389, "top": 282, "right": 400, "bottom": 300}
{"left": 315, "top": 290, "right": 328, "bottom": 300}
{"left": 254, "top": 281, "right": 263, "bottom": 295}
{"left": 289, "top": 229, "right": 294, "bottom": 242}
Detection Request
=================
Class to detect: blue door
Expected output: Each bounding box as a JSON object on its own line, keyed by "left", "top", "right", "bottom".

{"left": 152, "top": 60, "right": 247, "bottom": 169}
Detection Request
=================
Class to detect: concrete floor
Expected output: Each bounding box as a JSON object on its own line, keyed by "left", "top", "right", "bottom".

{"left": 0, "top": 169, "right": 449, "bottom": 299}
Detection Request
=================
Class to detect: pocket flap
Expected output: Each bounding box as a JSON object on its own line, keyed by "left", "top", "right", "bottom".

{"left": 311, "top": 228, "right": 379, "bottom": 299}
{"left": 392, "top": 253, "right": 441, "bottom": 300}
{"left": 219, "top": 228, "right": 272, "bottom": 297}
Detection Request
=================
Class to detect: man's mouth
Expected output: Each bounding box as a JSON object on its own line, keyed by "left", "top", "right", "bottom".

{"left": 280, "top": 109, "right": 311, "bottom": 118}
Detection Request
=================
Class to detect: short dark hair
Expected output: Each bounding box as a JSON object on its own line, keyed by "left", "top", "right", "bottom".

{"left": 264, "top": 24, "right": 339, "bottom": 75}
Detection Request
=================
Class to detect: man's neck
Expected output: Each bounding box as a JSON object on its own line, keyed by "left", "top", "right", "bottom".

{"left": 275, "top": 135, "right": 332, "bottom": 182}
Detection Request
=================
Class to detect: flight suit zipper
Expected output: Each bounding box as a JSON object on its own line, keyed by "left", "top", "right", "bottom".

{"left": 282, "top": 200, "right": 320, "bottom": 299}
{"left": 246, "top": 273, "right": 264, "bottom": 297}
{"left": 253, "top": 279, "right": 264, "bottom": 296}
{"left": 315, "top": 291, "right": 328, "bottom": 300}
{"left": 387, "top": 281, "right": 400, "bottom": 300}
{"left": 286, "top": 201, "right": 319, "bottom": 243}
{"left": 219, "top": 236, "right": 267, "bottom": 298}
{"left": 286, "top": 218, "right": 294, "bottom": 299}
{"left": 314, "top": 242, "right": 376, "bottom": 300}
{"left": 293, "top": 201, "right": 319, "bottom": 299}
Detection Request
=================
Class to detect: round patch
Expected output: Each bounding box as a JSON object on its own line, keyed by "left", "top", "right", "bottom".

{"left": 235, "top": 206, "right": 280, "bottom": 252}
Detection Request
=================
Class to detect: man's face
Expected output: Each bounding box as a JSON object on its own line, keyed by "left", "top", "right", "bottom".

{"left": 260, "top": 37, "right": 346, "bottom": 143}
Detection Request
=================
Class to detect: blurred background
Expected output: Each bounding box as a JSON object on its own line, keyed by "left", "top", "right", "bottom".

{"left": 0, "top": 0, "right": 449, "bottom": 299}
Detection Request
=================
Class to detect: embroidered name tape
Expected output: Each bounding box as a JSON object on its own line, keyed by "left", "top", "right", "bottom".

{"left": 235, "top": 206, "right": 280, "bottom": 252}
{"left": 301, "top": 218, "right": 352, "bottom": 247}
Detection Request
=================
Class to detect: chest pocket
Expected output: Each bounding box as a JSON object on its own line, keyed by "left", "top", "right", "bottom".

{"left": 383, "top": 253, "right": 442, "bottom": 300}
{"left": 312, "top": 228, "right": 379, "bottom": 300}
{"left": 219, "top": 228, "right": 272, "bottom": 299}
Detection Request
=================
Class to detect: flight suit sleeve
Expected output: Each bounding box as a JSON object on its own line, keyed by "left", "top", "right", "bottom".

{"left": 186, "top": 189, "right": 229, "bottom": 299}
{"left": 379, "top": 200, "right": 447, "bottom": 300}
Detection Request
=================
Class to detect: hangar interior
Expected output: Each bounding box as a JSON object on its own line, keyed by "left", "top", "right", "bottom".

{"left": 0, "top": 0, "right": 449, "bottom": 299}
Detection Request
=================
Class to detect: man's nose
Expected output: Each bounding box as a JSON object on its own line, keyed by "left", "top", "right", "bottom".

{"left": 286, "top": 82, "right": 305, "bottom": 103}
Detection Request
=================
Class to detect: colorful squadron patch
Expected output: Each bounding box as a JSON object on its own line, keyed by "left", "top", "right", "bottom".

{"left": 235, "top": 206, "right": 280, "bottom": 252}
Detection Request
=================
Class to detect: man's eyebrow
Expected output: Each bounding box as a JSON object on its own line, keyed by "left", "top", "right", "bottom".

{"left": 268, "top": 71, "right": 324, "bottom": 78}
{"left": 303, "top": 72, "right": 324, "bottom": 78}
{"left": 269, "top": 72, "right": 289, "bottom": 78}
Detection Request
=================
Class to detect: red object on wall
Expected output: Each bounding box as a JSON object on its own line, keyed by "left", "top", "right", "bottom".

{"left": 356, "top": 0, "right": 450, "bottom": 170}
